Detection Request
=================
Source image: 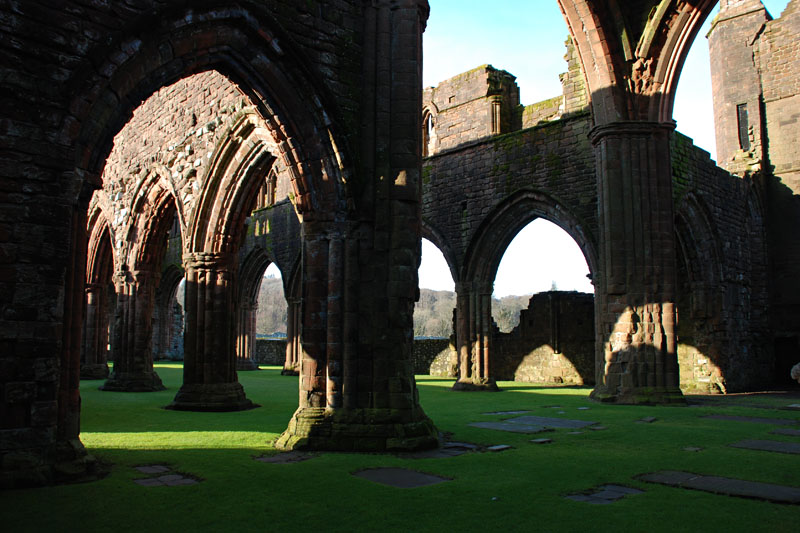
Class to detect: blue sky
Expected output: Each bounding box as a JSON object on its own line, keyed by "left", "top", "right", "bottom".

{"left": 419, "top": 0, "right": 789, "bottom": 297}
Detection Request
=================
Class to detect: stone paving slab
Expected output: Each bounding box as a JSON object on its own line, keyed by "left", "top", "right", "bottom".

{"left": 638, "top": 470, "right": 800, "bottom": 504}
{"left": 730, "top": 439, "right": 800, "bottom": 455}
{"left": 401, "top": 441, "right": 478, "bottom": 459}
{"left": 504, "top": 415, "right": 599, "bottom": 429}
{"left": 566, "top": 484, "right": 644, "bottom": 505}
{"left": 353, "top": 468, "right": 451, "bottom": 488}
{"left": 469, "top": 421, "right": 552, "bottom": 433}
{"left": 133, "top": 473, "right": 199, "bottom": 487}
{"left": 702, "top": 415, "right": 799, "bottom": 426}
{"left": 482, "top": 410, "right": 531, "bottom": 416}
{"left": 771, "top": 428, "right": 800, "bottom": 437}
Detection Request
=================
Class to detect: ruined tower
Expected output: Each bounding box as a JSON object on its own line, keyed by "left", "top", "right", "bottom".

{"left": 709, "top": 0, "right": 800, "bottom": 384}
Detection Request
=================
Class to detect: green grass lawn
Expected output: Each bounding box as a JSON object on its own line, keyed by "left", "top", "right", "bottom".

{"left": 2, "top": 363, "right": 799, "bottom": 532}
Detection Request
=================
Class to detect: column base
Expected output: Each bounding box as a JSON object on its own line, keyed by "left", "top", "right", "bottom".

{"left": 80, "top": 363, "right": 109, "bottom": 380}
{"left": 275, "top": 407, "right": 440, "bottom": 452}
{"left": 590, "top": 385, "right": 686, "bottom": 405}
{"left": 100, "top": 371, "right": 165, "bottom": 392}
{"left": 451, "top": 378, "right": 500, "bottom": 392}
{"left": 165, "top": 382, "right": 257, "bottom": 412}
{"left": 236, "top": 359, "right": 260, "bottom": 371}
{"left": 0, "top": 438, "right": 105, "bottom": 489}
{"left": 280, "top": 368, "right": 299, "bottom": 376}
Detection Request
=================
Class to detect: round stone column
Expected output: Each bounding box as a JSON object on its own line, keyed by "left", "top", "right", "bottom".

{"left": 101, "top": 269, "right": 165, "bottom": 392}
{"left": 80, "top": 282, "right": 110, "bottom": 380}
{"left": 167, "top": 252, "right": 255, "bottom": 411}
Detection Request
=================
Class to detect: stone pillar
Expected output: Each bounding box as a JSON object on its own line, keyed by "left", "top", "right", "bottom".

{"left": 54, "top": 202, "right": 96, "bottom": 474}
{"left": 236, "top": 301, "right": 259, "bottom": 371}
{"left": 452, "top": 281, "right": 499, "bottom": 391}
{"left": 589, "top": 122, "right": 684, "bottom": 404}
{"left": 101, "top": 269, "right": 165, "bottom": 392}
{"left": 281, "top": 297, "right": 301, "bottom": 375}
{"left": 80, "top": 283, "right": 110, "bottom": 379}
{"left": 167, "top": 252, "right": 255, "bottom": 411}
{"left": 275, "top": 0, "right": 438, "bottom": 451}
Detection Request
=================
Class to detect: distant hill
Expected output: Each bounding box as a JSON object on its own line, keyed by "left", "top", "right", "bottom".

{"left": 255, "top": 279, "right": 532, "bottom": 337}
{"left": 256, "top": 276, "right": 288, "bottom": 335}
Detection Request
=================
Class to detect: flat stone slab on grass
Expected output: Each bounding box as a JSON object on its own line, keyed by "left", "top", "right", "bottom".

{"left": 505, "top": 415, "right": 599, "bottom": 429}
{"left": 353, "top": 468, "right": 451, "bottom": 488}
{"left": 134, "top": 474, "right": 199, "bottom": 487}
{"left": 482, "top": 410, "right": 531, "bottom": 416}
{"left": 566, "top": 485, "right": 643, "bottom": 505}
{"left": 771, "top": 428, "right": 800, "bottom": 437}
{"left": 702, "top": 415, "right": 799, "bottom": 426}
{"left": 469, "top": 421, "right": 553, "bottom": 434}
{"left": 730, "top": 439, "right": 800, "bottom": 455}
{"left": 638, "top": 470, "right": 800, "bottom": 504}
{"left": 401, "top": 441, "right": 479, "bottom": 459}
{"left": 256, "top": 451, "right": 316, "bottom": 464}
{"left": 134, "top": 465, "right": 171, "bottom": 474}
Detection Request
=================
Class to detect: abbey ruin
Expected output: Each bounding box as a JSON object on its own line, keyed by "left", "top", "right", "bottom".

{"left": 1, "top": 0, "right": 799, "bottom": 488}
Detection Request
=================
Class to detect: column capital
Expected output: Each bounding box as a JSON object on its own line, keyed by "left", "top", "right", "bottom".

{"left": 182, "top": 252, "right": 235, "bottom": 271}
{"left": 588, "top": 120, "right": 676, "bottom": 145}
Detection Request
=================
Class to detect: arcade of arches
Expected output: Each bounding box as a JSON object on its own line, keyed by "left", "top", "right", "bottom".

{"left": 1, "top": 0, "right": 798, "bottom": 488}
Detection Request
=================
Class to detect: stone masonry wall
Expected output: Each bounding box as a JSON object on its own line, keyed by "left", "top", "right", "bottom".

{"left": 422, "top": 113, "right": 596, "bottom": 277}
{"left": 423, "top": 66, "right": 520, "bottom": 153}
{"left": 757, "top": 2, "right": 800, "bottom": 368}
{"left": 672, "top": 132, "right": 771, "bottom": 392}
{"left": 493, "top": 292, "right": 594, "bottom": 385}
{"left": 708, "top": 0, "right": 769, "bottom": 173}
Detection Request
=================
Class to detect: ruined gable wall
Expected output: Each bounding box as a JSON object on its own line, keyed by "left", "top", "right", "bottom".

{"left": 708, "top": 1, "right": 769, "bottom": 171}
{"left": 423, "top": 66, "right": 520, "bottom": 153}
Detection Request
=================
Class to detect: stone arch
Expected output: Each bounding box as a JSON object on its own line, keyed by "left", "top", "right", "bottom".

{"left": 86, "top": 207, "right": 116, "bottom": 286}
{"left": 674, "top": 192, "right": 725, "bottom": 392}
{"left": 189, "top": 111, "right": 277, "bottom": 255}
{"left": 463, "top": 188, "right": 597, "bottom": 285}
{"left": 421, "top": 218, "right": 459, "bottom": 286}
{"left": 82, "top": 207, "right": 115, "bottom": 380}
{"left": 66, "top": 5, "right": 352, "bottom": 217}
{"left": 452, "top": 188, "right": 597, "bottom": 390}
{"left": 422, "top": 106, "right": 439, "bottom": 157}
{"left": 557, "top": 0, "right": 718, "bottom": 123}
{"left": 126, "top": 174, "right": 180, "bottom": 271}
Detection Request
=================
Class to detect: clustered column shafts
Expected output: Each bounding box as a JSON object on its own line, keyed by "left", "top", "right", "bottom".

{"left": 80, "top": 283, "right": 110, "bottom": 380}
{"left": 167, "top": 252, "right": 254, "bottom": 411}
{"left": 275, "top": 0, "right": 438, "bottom": 452}
{"left": 589, "top": 121, "right": 684, "bottom": 404}
{"left": 453, "top": 281, "right": 499, "bottom": 391}
{"left": 282, "top": 297, "right": 301, "bottom": 375}
{"left": 101, "top": 269, "right": 165, "bottom": 392}
{"left": 236, "top": 301, "right": 259, "bottom": 371}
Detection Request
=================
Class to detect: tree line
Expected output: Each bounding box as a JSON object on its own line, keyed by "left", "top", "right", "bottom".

{"left": 255, "top": 278, "right": 531, "bottom": 338}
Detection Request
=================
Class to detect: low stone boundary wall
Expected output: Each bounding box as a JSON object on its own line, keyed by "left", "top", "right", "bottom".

{"left": 254, "top": 338, "right": 458, "bottom": 377}
{"left": 254, "top": 339, "right": 286, "bottom": 365}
